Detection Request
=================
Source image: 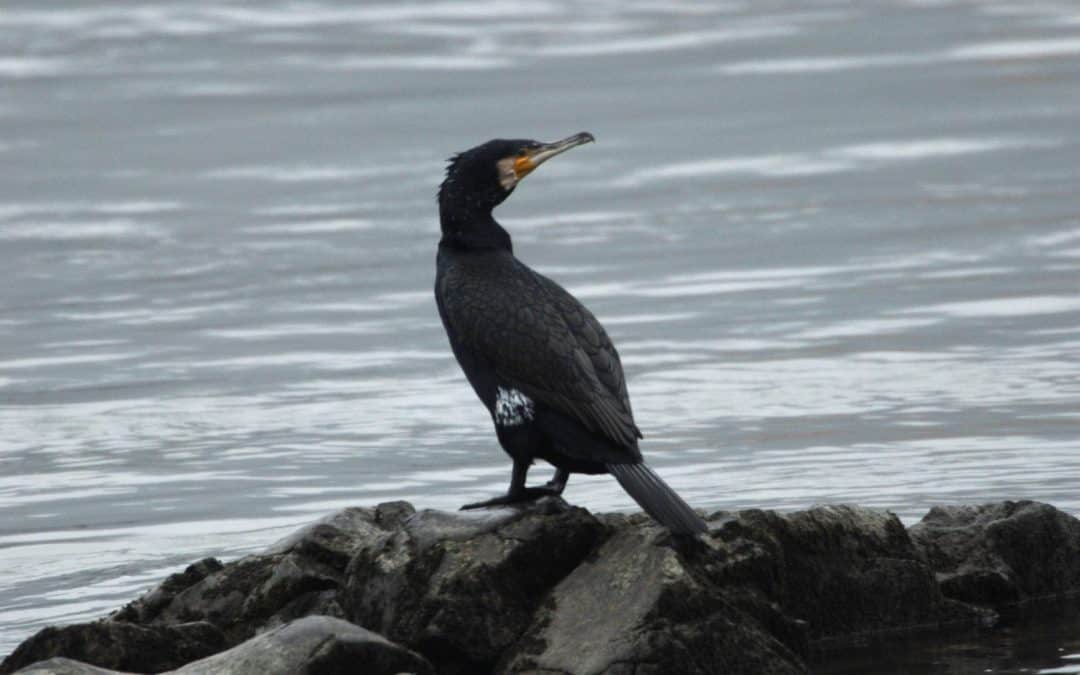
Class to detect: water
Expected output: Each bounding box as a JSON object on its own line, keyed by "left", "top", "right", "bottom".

{"left": 815, "top": 598, "right": 1080, "bottom": 675}
{"left": 1, "top": 0, "right": 1079, "bottom": 668}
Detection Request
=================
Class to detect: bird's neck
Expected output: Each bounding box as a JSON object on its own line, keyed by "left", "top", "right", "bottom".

{"left": 438, "top": 198, "right": 513, "bottom": 253}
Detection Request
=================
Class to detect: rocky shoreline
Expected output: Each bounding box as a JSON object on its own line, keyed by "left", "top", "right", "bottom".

{"left": 3, "top": 499, "right": 1079, "bottom": 675}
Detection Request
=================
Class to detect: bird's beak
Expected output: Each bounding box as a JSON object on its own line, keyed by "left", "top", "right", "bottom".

{"left": 513, "top": 131, "right": 595, "bottom": 180}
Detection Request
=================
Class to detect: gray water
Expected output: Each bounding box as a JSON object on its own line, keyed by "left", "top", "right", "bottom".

{"left": 2, "top": 0, "right": 1080, "bottom": 669}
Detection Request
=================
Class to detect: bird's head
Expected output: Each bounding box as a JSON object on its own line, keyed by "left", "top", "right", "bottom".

{"left": 439, "top": 132, "right": 595, "bottom": 215}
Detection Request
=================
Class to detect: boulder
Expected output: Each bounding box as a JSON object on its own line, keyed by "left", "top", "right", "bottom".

{"left": 707, "top": 505, "right": 985, "bottom": 640}
{"left": 6, "top": 499, "right": 1079, "bottom": 675}
{"left": 910, "top": 500, "right": 1080, "bottom": 606}
{"left": 500, "top": 514, "right": 808, "bottom": 675}
{"left": 1, "top": 622, "right": 223, "bottom": 675}
{"left": 111, "top": 559, "right": 224, "bottom": 626}
{"left": 110, "top": 506, "right": 395, "bottom": 646}
{"left": 12, "top": 658, "right": 130, "bottom": 674}
{"left": 342, "top": 497, "right": 605, "bottom": 674}
{"left": 11, "top": 617, "right": 432, "bottom": 675}
{"left": 169, "top": 615, "right": 432, "bottom": 675}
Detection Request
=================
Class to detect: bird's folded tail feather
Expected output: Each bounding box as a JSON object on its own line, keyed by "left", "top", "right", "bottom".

{"left": 606, "top": 462, "right": 708, "bottom": 535}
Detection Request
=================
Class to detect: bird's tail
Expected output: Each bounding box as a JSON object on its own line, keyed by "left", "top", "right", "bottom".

{"left": 606, "top": 462, "right": 708, "bottom": 535}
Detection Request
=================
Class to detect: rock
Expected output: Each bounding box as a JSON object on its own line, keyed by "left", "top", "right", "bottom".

{"left": 265, "top": 505, "right": 412, "bottom": 571}
{"left": 11, "top": 617, "right": 433, "bottom": 675}
{"left": 342, "top": 497, "right": 605, "bottom": 674}
{"left": 3, "top": 505, "right": 414, "bottom": 674}
{"left": 6, "top": 499, "right": 1079, "bottom": 675}
{"left": 708, "top": 505, "right": 983, "bottom": 641}
{"left": 112, "top": 559, "right": 223, "bottom": 625}
{"left": 170, "top": 615, "right": 432, "bottom": 675}
{"left": 910, "top": 500, "right": 1080, "bottom": 606}
{"left": 12, "top": 657, "right": 131, "bottom": 674}
{"left": 501, "top": 514, "right": 808, "bottom": 675}
{"left": 1, "top": 622, "right": 223, "bottom": 675}
{"left": 116, "top": 506, "right": 398, "bottom": 646}
{"left": 145, "top": 554, "right": 293, "bottom": 643}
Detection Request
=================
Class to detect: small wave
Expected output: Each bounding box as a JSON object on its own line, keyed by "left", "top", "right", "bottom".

{"left": 204, "top": 322, "right": 383, "bottom": 340}
{"left": 206, "top": 164, "right": 412, "bottom": 183}
{"left": 255, "top": 203, "right": 369, "bottom": 217}
{"left": 0, "top": 2, "right": 556, "bottom": 39}
{"left": 720, "top": 37, "right": 1080, "bottom": 76}
{"left": 796, "top": 317, "right": 941, "bottom": 340}
{"left": 243, "top": 219, "right": 373, "bottom": 234}
{"left": 0, "top": 353, "right": 134, "bottom": 372}
{"left": 0, "top": 202, "right": 182, "bottom": 220}
{"left": 0, "top": 57, "right": 68, "bottom": 79}
{"left": 173, "top": 349, "right": 447, "bottom": 371}
{"left": 300, "top": 54, "right": 512, "bottom": 71}
{"left": 0, "top": 220, "right": 162, "bottom": 241}
{"left": 616, "top": 137, "right": 1046, "bottom": 186}
{"left": 1028, "top": 226, "right": 1080, "bottom": 248}
{"left": 950, "top": 37, "right": 1080, "bottom": 61}
{"left": 506, "top": 210, "right": 635, "bottom": 230}
{"left": 602, "top": 312, "right": 698, "bottom": 326}
{"left": 899, "top": 296, "right": 1080, "bottom": 319}
{"left": 720, "top": 53, "right": 935, "bottom": 75}
{"left": 635, "top": 278, "right": 806, "bottom": 298}
{"left": 533, "top": 25, "right": 796, "bottom": 57}
{"left": 615, "top": 154, "right": 853, "bottom": 185}
{"left": 837, "top": 138, "right": 1021, "bottom": 161}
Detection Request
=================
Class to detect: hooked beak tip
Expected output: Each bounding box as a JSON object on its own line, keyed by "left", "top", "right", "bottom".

{"left": 512, "top": 131, "right": 596, "bottom": 181}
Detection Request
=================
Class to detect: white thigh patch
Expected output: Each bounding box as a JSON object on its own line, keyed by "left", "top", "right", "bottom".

{"left": 494, "top": 386, "right": 534, "bottom": 427}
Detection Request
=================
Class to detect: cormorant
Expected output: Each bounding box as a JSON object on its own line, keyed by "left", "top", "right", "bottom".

{"left": 434, "top": 132, "right": 707, "bottom": 535}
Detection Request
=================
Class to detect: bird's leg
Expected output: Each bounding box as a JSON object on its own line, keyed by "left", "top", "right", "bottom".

{"left": 460, "top": 459, "right": 565, "bottom": 510}
{"left": 544, "top": 468, "right": 570, "bottom": 495}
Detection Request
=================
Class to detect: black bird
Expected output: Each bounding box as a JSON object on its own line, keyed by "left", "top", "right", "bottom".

{"left": 434, "top": 132, "right": 707, "bottom": 535}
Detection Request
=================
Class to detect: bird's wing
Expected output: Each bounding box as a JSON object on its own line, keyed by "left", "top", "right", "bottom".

{"left": 529, "top": 270, "right": 636, "bottom": 423}
{"left": 438, "top": 258, "right": 641, "bottom": 449}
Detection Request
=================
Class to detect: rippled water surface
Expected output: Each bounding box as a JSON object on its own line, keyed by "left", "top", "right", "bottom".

{"left": 3, "top": 0, "right": 1080, "bottom": 667}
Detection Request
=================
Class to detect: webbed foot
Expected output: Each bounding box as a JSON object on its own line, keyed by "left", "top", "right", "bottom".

{"left": 460, "top": 485, "right": 561, "bottom": 510}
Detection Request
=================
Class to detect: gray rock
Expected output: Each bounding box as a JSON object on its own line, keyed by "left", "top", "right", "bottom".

{"left": 343, "top": 497, "right": 604, "bottom": 674}
{"left": 128, "top": 506, "right": 390, "bottom": 644}
{"left": 12, "top": 617, "right": 432, "bottom": 675}
{"left": 170, "top": 615, "right": 432, "bottom": 675}
{"left": 112, "top": 559, "right": 223, "bottom": 625}
{"left": 147, "top": 554, "right": 289, "bottom": 643}
{"left": 1, "top": 622, "right": 223, "bottom": 675}
{"left": 500, "top": 517, "right": 807, "bottom": 675}
{"left": 12, "top": 657, "right": 133, "bottom": 674}
{"left": 8, "top": 499, "right": 1079, "bottom": 675}
{"left": 708, "top": 504, "right": 982, "bottom": 640}
{"left": 266, "top": 504, "right": 414, "bottom": 570}
{"left": 910, "top": 500, "right": 1080, "bottom": 605}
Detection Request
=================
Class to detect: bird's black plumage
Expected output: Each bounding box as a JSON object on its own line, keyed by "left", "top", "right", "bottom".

{"left": 434, "top": 132, "right": 707, "bottom": 535}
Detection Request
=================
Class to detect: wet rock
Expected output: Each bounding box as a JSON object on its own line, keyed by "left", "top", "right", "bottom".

{"left": 112, "top": 559, "right": 223, "bottom": 625}
{"left": 12, "top": 617, "right": 433, "bottom": 675}
{"left": 343, "top": 497, "right": 604, "bottom": 674}
{"left": 265, "top": 505, "right": 413, "bottom": 571}
{"left": 145, "top": 554, "right": 289, "bottom": 643}
{"left": 1, "top": 621, "right": 223, "bottom": 675}
{"left": 12, "top": 658, "right": 129, "bottom": 674}
{"left": 910, "top": 500, "right": 1080, "bottom": 605}
{"left": 170, "top": 615, "right": 432, "bottom": 675}
{"left": 7, "top": 499, "right": 1080, "bottom": 675}
{"left": 116, "top": 506, "right": 406, "bottom": 647}
{"left": 501, "top": 515, "right": 808, "bottom": 675}
{"left": 708, "top": 504, "right": 981, "bottom": 641}
{"left": 6, "top": 505, "right": 418, "bottom": 675}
